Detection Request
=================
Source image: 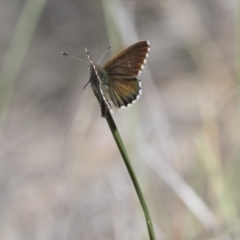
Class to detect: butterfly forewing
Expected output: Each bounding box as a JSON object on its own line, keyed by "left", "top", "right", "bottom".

{"left": 104, "top": 40, "right": 150, "bottom": 77}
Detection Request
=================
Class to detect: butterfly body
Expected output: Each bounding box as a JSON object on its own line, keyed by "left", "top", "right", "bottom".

{"left": 86, "top": 41, "right": 150, "bottom": 117}
{"left": 89, "top": 65, "right": 109, "bottom": 117}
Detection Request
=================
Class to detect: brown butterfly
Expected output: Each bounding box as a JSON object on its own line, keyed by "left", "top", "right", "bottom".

{"left": 85, "top": 40, "right": 150, "bottom": 117}
{"left": 62, "top": 41, "right": 150, "bottom": 117}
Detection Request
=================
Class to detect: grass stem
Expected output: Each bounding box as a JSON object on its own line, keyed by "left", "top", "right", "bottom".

{"left": 106, "top": 110, "right": 156, "bottom": 240}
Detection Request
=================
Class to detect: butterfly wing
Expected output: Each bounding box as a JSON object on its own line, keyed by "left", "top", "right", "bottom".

{"left": 102, "top": 40, "right": 150, "bottom": 108}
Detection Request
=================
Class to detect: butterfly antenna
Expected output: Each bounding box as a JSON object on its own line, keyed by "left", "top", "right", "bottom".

{"left": 97, "top": 45, "right": 112, "bottom": 64}
{"left": 83, "top": 80, "right": 90, "bottom": 89}
{"left": 61, "top": 52, "right": 89, "bottom": 64}
{"left": 85, "top": 48, "right": 94, "bottom": 64}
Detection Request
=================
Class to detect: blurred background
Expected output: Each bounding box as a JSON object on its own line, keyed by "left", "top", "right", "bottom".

{"left": 0, "top": 0, "right": 239, "bottom": 239}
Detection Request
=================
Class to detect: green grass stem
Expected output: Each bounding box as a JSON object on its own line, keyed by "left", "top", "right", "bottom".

{"left": 106, "top": 110, "right": 156, "bottom": 240}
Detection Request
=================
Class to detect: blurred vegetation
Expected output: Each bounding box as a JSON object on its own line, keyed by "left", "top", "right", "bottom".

{"left": 0, "top": 0, "right": 239, "bottom": 239}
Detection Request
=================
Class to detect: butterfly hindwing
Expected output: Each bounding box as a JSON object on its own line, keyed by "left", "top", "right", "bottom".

{"left": 106, "top": 77, "right": 141, "bottom": 108}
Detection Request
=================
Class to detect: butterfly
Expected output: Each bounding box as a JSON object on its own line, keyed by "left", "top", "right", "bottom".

{"left": 84, "top": 40, "right": 150, "bottom": 118}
